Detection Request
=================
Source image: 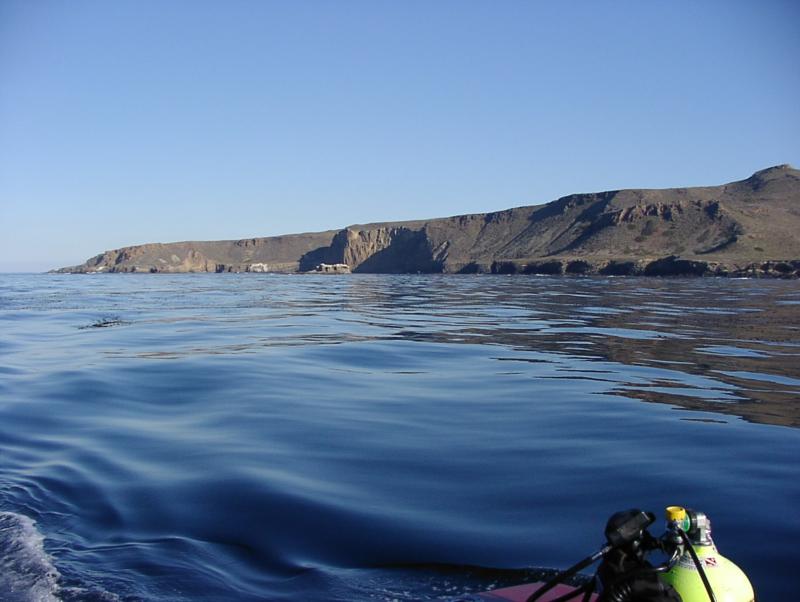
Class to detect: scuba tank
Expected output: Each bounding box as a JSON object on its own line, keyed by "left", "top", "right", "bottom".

{"left": 518, "top": 505, "right": 756, "bottom": 602}
{"left": 660, "top": 506, "right": 755, "bottom": 602}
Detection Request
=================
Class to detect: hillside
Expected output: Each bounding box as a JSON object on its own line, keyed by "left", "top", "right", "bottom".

{"left": 57, "top": 165, "right": 800, "bottom": 277}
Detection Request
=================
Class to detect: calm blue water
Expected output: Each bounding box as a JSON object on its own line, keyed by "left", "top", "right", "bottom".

{"left": 1, "top": 274, "right": 799, "bottom": 601}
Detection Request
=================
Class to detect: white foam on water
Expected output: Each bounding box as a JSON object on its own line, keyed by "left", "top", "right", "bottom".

{"left": 0, "top": 512, "right": 61, "bottom": 602}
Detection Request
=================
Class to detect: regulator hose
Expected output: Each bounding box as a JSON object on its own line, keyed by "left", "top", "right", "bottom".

{"left": 525, "top": 546, "right": 610, "bottom": 602}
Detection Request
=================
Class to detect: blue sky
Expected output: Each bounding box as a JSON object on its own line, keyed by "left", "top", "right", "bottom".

{"left": 1, "top": 1, "right": 798, "bottom": 271}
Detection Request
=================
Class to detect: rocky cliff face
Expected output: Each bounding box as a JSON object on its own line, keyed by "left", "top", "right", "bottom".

{"left": 57, "top": 165, "right": 800, "bottom": 277}
{"left": 298, "top": 227, "right": 447, "bottom": 273}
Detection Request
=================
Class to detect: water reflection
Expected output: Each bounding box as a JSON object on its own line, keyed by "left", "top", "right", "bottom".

{"left": 20, "top": 274, "right": 795, "bottom": 428}
{"left": 328, "top": 276, "right": 799, "bottom": 428}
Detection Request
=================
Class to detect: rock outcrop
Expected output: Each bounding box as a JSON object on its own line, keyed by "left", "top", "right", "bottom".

{"left": 299, "top": 227, "right": 446, "bottom": 273}
{"left": 57, "top": 164, "right": 800, "bottom": 277}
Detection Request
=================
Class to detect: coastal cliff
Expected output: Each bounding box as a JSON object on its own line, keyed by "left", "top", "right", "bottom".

{"left": 57, "top": 165, "right": 800, "bottom": 277}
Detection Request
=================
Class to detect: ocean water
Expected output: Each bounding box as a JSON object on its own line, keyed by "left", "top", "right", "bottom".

{"left": 1, "top": 273, "right": 799, "bottom": 601}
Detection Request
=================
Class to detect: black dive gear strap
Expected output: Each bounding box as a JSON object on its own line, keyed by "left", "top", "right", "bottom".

{"left": 526, "top": 509, "right": 683, "bottom": 602}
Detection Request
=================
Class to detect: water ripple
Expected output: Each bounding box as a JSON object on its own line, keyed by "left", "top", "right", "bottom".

{"left": 1, "top": 274, "right": 799, "bottom": 601}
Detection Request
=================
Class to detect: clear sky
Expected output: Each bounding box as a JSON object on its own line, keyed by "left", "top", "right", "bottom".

{"left": 1, "top": 0, "right": 798, "bottom": 272}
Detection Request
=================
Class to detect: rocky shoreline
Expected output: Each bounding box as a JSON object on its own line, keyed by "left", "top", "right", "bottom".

{"left": 67, "top": 256, "right": 800, "bottom": 279}
{"left": 486, "top": 257, "right": 800, "bottom": 278}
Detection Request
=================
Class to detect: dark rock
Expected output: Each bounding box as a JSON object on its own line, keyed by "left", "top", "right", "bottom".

{"left": 565, "top": 260, "right": 593, "bottom": 274}
{"left": 643, "top": 256, "right": 710, "bottom": 276}
{"left": 492, "top": 261, "right": 519, "bottom": 274}
{"left": 456, "top": 262, "right": 486, "bottom": 274}
{"left": 523, "top": 261, "right": 564, "bottom": 275}
{"left": 600, "top": 261, "right": 637, "bottom": 276}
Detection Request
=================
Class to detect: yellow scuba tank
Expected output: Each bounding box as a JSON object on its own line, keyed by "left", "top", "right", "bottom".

{"left": 660, "top": 506, "right": 754, "bottom": 602}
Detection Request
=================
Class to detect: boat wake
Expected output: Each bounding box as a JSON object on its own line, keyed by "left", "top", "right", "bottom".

{"left": 0, "top": 512, "right": 61, "bottom": 602}
{"left": 0, "top": 512, "right": 126, "bottom": 602}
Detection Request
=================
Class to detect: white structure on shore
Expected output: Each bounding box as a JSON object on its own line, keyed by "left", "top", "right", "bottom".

{"left": 248, "top": 263, "right": 271, "bottom": 273}
{"left": 314, "top": 263, "right": 351, "bottom": 274}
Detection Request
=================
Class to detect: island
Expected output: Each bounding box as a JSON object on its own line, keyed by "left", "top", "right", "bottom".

{"left": 56, "top": 165, "right": 800, "bottom": 278}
